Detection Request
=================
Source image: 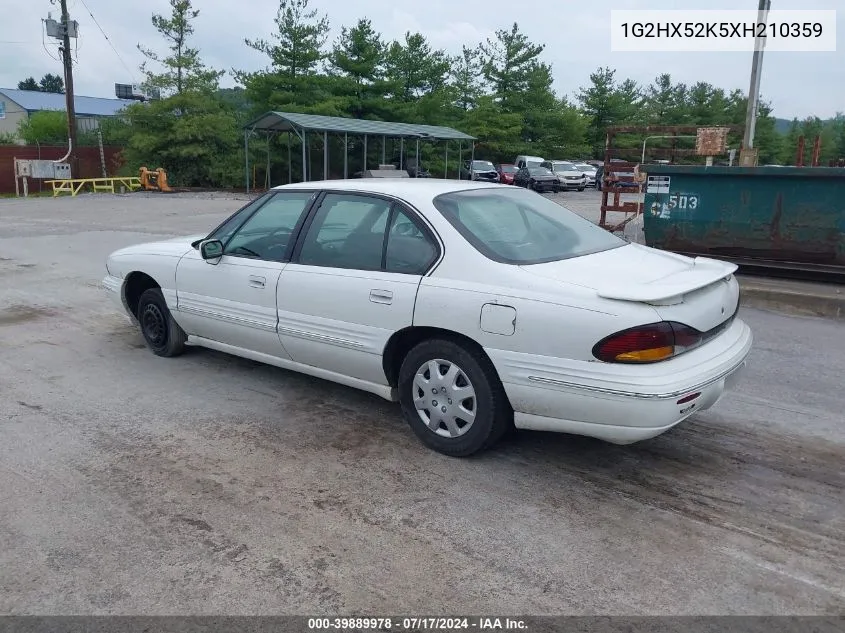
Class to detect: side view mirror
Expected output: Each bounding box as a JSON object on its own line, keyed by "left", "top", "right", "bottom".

{"left": 200, "top": 239, "right": 224, "bottom": 261}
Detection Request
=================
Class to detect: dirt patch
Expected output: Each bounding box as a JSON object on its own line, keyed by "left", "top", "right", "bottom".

{"left": 0, "top": 304, "right": 57, "bottom": 326}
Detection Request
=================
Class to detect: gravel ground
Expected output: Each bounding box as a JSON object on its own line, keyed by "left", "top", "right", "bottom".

{"left": 0, "top": 191, "right": 843, "bottom": 616}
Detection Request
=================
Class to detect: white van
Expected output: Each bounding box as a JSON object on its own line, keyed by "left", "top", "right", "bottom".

{"left": 514, "top": 155, "right": 545, "bottom": 169}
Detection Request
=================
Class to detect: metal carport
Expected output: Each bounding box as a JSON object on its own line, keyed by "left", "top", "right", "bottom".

{"left": 242, "top": 111, "right": 477, "bottom": 192}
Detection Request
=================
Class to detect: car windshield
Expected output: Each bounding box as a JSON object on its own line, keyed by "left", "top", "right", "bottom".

{"left": 575, "top": 163, "right": 594, "bottom": 171}
{"left": 432, "top": 187, "right": 626, "bottom": 264}
{"left": 472, "top": 160, "right": 495, "bottom": 170}
{"left": 552, "top": 162, "right": 576, "bottom": 171}
{"left": 499, "top": 165, "right": 518, "bottom": 173}
{"left": 527, "top": 167, "right": 552, "bottom": 176}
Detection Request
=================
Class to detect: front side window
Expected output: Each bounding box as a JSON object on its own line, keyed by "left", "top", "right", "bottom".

{"left": 224, "top": 191, "right": 314, "bottom": 261}
{"left": 208, "top": 192, "right": 274, "bottom": 244}
{"left": 433, "top": 187, "right": 625, "bottom": 265}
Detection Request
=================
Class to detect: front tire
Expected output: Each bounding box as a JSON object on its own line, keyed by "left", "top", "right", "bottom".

{"left": 137, "top": 288, "right": 186, "bottom": 357}
{"left": 398, "top": 338, "right": 512, "bottom": 457}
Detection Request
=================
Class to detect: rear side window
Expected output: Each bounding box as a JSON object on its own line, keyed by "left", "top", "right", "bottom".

{"left": 433, "top": 187, "right": 625, "bottom": 265}
{"left": 385, "top": 208, "right": 438, "bottom": 274}
{"left": 298, "top": 193, "right": 392, "bottom": 270}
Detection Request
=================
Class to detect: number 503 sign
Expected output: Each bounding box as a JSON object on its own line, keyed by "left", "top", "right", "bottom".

{"left": 667, "top": 193, "right": 700, "bottom": 210}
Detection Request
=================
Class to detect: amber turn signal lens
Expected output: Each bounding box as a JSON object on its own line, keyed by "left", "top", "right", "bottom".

{"left": 615, "top": 346, "right": 674, "bottom": 362}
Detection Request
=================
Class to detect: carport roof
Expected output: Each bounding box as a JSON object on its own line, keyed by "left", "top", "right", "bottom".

{"left": 244, "top": 111, "right": 476, "bottom": 141}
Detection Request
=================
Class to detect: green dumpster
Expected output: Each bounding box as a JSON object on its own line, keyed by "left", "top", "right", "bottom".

{"left": 640, "top": 165, "right": 845, "bottom": 269}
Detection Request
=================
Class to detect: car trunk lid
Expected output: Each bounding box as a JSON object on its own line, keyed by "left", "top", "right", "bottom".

{"left": 519, "top": 244, "right": 739, "bottom": 332}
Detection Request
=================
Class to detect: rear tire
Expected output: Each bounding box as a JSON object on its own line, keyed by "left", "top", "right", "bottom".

{"left": 137, "top": 288, "right": 186, "bottom": 357}
{"left": 398, "top": 338, "right": 512, "bottom": 457}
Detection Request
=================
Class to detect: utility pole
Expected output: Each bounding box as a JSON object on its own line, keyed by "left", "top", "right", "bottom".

{"left": 742, "top": 0, "right": 771, "bottom": 161}
{"left": 58, "top": 0, "right": 78, "bottom": 175}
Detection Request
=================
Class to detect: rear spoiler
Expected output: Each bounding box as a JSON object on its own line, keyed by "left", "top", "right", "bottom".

{"left": 596, "top": 257, "right": 738, "bottom": 303}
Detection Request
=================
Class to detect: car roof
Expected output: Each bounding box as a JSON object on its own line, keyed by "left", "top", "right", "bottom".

{"left": 271, "top": 178, "right": 509, "bottom": 206}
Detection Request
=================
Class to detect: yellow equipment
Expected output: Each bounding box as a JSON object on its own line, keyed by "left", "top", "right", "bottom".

{"left": 139, "top": 167, "right": 173, "bottom": 192}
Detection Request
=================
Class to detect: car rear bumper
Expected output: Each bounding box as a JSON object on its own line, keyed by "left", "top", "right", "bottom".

{"left": 487, "top": 317, "right": 752, "bottom": 444}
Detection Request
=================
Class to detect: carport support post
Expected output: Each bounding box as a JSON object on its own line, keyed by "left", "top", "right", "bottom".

{"left": 382, "top": 136, "right": 386, "bottom": 165}
{"left": 415, "top": 139, "right": 420, "bottom": 178}
{"left": 363, "top": 135, "right": 368, "bottom": 171}
{"left": 471, "top": 142, "right": 475, "bottom": 166}
{"left": 444, "top": 143, "right": 448, "bottom": 178}
{"left": 287, "top": 132, "right": 292, "bottom": 184}
{"left": 343, "top": 133, "right": 348, "bottom": 179}
{"left": 323, "top": 131, "right": 328, "bottom": 180}
{"left": 457, "top": 142, "right": 462, "bottom": 180}
{"left": 244, "top": 129, "right": 250, "bottom": 193}
{"left": 266, "top": 132, "right": 271, "bottom": 189}
{"left": 301, "top": 131, "right": 307, "bottom": 182}
{"left": 400, "top": 138, "right": 404, "bottom": 169}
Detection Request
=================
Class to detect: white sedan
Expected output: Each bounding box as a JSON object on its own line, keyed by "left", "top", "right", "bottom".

{"left": 103, "top": 180, "right": 751, "bottom": 457}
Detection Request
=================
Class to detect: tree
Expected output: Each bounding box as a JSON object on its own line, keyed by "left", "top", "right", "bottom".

{"left": 449, "top": 46, "right": 483, "bottom": 112}
{"left": 780, "top": 118, "right": 801, "bottom": 165}
{"left": 236, "top": 0, "right": 333, "bottom": 115}
{"left": 16, "top": 74, "right": 64, "bottom": 93}
{"left": 641, "top": 74, "right": 686, "bottom": 124}
{"left": 577, "top": 67, "right": 640, "bottom": 153}
{"left": 137, "top": 0, "right": 223, "bottom": 95}
{"left": 384, "top": 32, "right": 450, "bottom": 103}
{"left": 243, "top": 0, "right": 329, "bottom": 80}
{"left": 39, "top": 73, "right": 64, "bottom": 93}
{"left": 327, "top": 18, "right": 386, "bottom": 118}
{"left": 479, "top": 23, "right": 545, "bottom": 111}
{"left": 123, "top": 91, "right": 240, "bottom": 186}
{"left": 17, "top": 111, "right": 68, "bottom": 144}
{"left": 17, "top": 77, "right": 39, "bottom": 91}
{"left": 517, "top": 61, "right": 587, "bottom": 156}
{"left": 461, "top": 95, "right": 523, "bottom": 161}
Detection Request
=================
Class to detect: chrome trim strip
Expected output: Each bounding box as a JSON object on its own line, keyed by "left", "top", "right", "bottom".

{"left": 527, "top": 358, "right": 748, "bottom": 400}
{"left": 178, "top": 304, "right": 277, "bottom": 332}
{"left": 277, "top": 325, "right": 366, "bottom": 350}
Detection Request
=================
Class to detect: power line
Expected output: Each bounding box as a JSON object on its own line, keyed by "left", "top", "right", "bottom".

{"left": 76, "top": 0, "right": 137, "bottom": 81}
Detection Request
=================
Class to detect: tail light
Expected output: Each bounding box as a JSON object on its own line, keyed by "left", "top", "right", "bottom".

{"left": 592, "top": 321, "right": 709, "bottom": 364}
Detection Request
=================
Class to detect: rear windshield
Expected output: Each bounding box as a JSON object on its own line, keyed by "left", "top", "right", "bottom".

{"left": 499, "top": 165, "right": 518, "bottom": 173}
{"left": 432, "top": 188, "right": 626, "bottom": 264}
{"left": 527, "top": 167, "right": 552, "bottom": 176}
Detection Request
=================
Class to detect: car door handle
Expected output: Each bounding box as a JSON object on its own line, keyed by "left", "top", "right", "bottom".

{"left": 369, "top": 289, "right": 393, "bottom": 304}
{"left": 248, "top": 275, "right": 266, "bottom": 288}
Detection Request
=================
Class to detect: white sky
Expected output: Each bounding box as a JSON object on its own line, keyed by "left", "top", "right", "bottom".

{"left": 1, "top": 0, "right": 841, "bottom": 119}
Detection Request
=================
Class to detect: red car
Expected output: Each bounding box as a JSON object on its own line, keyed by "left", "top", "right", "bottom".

{"left": 496, "top": 163, "right": 518, "bottom": 185}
